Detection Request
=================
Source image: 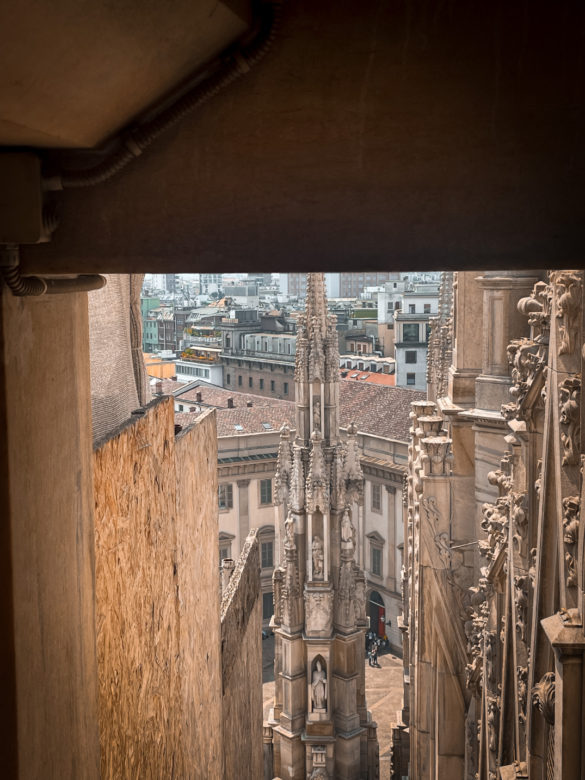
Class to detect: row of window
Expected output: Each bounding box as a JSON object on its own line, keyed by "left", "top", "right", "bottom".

{"left": 225, "top": 374, "right": 288, "bottom": 394}
{"left": 218, "top": 479, "right": 273, "bottom": 510}
{"left": 224, "top": 358, "right": 293, "bottom": 373}
{"left": 220, "top": 536, "right": 274, "bottom": 570}
{"left": 179, "top": 365, "right": 210, "bottom": 378}
{"left": 222, "top": 537, "right": 384, "bottom": 577}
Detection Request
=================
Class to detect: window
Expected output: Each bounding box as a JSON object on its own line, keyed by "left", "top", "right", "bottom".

{"left": 178, "top": 404, "right": 184, "bottom": 411}
{"left": 226, "top": 373, "right": 231, "bottom": 385}
{"left": 260, "top": 378, "right": 264, "bottom": 390}
{"left": 219, "top": 545, "right": 230, "bottom": 564}
{"left": 270, "top": 380, "right": 275, "bottom": 391}
{"left": 372, "top": 547, "right": 382, "bottom": 576}
{"left": 284, "top": 382, "right": 289, "bottom": 395}
{"left": 405, "top": 350, "right": 417, "bottom": 364}
{"left": 262, "top": 591, "right": 273, "bottom": 620}
{"left": 260, "top": 478, "right": 272, "bottom": 505}
{"left": 238, "top": 375, "right": 242, "bottom": 386}
{"left": 408, "top": 303, "right": 416, "bottom": 313}
{"left": 261, "top": 541, "right": 274, "bottom": 569}
{"left": 407, "top": 373, "right": 416, "bottom": 386}
{"left": 372, "top": 483, "right": 382, "bottom": 512}
{"left": 402, "top": 323, "right": 419, "bottom": 342}
{"left": 218, "top": 483, "right": 233, "bottom": 510}
{"left": 424, "top": 303, "right": 431, "bottom": 313}
{"left": 249, "top": 377, "right": 253, "bottom": 388}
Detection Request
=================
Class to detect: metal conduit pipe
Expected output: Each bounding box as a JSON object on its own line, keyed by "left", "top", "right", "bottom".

{"left": 0, "top": 245, "right": 106, "bottom": 296}
{"left": 45, "top": 0, "right": 284, "bottom": 191}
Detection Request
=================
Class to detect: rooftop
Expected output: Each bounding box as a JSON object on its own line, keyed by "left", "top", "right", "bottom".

{"left": 169, "top": 378, "right": 424, "bottom": 441}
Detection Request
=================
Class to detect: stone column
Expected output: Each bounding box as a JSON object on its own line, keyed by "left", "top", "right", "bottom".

{"left": 0, "top": 289, "right": 100, "bottom": 777}
{"left": 448, "top": 271, "right": 484, "bottom": 406}
{"left": 386, "top": 485, "right": 396, "bottom": 590}
{"left": 237, "top": 479, "right": 250, "bottom": 540}
{"left": 541, "top": 612, "right": 585, "bottom": 780}
{"left": 474, "top": 272, "right": 539, "bottom": 412}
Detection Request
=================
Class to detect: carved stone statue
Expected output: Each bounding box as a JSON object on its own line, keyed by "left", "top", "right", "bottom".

{"left": 284, "top": 512, "right": 295, "bottom": 548}
{"left": 312, "top": 535, "right": 324, "bottom": 579}
{"left": 340, "top": 508, "right": 355, "bottom": 553}
{"left": 311, "top": 660, "right": 327, "bottom": 711}
{"left": 313, "top": 398, "right": 321, "bottom": 431}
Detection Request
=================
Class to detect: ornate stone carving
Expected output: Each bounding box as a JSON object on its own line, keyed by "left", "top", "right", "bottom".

{"left": 304, "top": 589, "right": 334, "bottom": 636}
{"left": 511, "top": 492, "right": 528, "bottom": 553}
{"left": 281, "top": 534, "right": 303, "bottom": 630}
{"left": 485, "top": 632, "right": 496, "bottom": 684}
{"left": 289, "top": 444, "right": 305, "bottom": 513}
{"left": 480, "top": 499, "right": 508, "bottom": 559}
{"left": 532, "top": 671, "right": 555, "bottom": 725}
{"left": 340, "top": 508, "right": 355, "bottom": 554}
{"left": 420, "top": 436, "right": 453, "bottom": 476}
{"left": 311, "top": 535, "right": 324, "bottom": 580}
{"left": 517, "top": 666, "right": 528, "bottom": 725}
{"left": 503, "top": 280, "right": 552, "bottom": 421}
{"left": 487, "top": 697, "right": 499, "bottom": 753}
{"left": 272, "top": 567, "right": 283, "bottom": 626}
{"left": 311, "top": 659, "right": 327, "bottom": 711}
{"left": 562, "top": 495, "right": 579, "bottom": 588}
{"left": 514, "top": 575, "right": 528, "bottom": 643}
{"left": 306, "top": 431, "right": 329, "bottom": 513}
{"left": 275, "top": 424, "right": 293, "bottom": 504}
{"left": 552, "top": 271, "right": 582, "bottom": 356}
{"left": 559, "top": 376, "right": 580, "bottom": 466}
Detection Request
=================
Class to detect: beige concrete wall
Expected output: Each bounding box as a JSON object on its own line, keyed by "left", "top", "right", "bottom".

{"left": 0, "top": 289, "right": 100, "bottom": 778}
{"left": 93, "top": 399, "right": 223, "bottom": 778}
{"left": 221, "top": 529, "right": 263, "bottom": 780}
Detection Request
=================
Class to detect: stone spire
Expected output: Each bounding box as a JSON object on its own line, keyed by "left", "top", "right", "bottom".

{"left": 267, "top": 273, "right": 377, "bottom": 780}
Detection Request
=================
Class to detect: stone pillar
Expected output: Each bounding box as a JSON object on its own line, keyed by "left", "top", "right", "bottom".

{"left": 237, "top": 478, "right": 250, "bottom": 539}
{"left": 448, "top": 271, "right": 484, "bottom": 406}
{"left": 541, "top": 612, "right": 585, "bottom": 780}
{"left": 263, "top": 724, "right": 274, "bottom": 780}
{"left": 386, "top": 485, "right": 396, "bottom": 589}
{"left": 474, "top": 272, "right": 538, "bottom": 412}
{"left": 0, "top": 289, "right": 100, "bottom": 777}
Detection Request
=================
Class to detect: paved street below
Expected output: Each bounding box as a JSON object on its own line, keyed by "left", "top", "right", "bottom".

{"left": 262, "top": 637, "right": 404, "bottom": 780}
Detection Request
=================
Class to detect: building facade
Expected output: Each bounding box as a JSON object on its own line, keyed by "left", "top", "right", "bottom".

{"left": 220, "top": 310, "right": 297, "bottom": 400}
{"left": 393, "top": 289, "right": 439, "bottom": 391}
{"left": 397, "top": 270, "right": 585, "bottom": 780}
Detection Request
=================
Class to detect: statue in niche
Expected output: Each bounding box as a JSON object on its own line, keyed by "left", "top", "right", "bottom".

{"left": 284, "top": 512, "right": 295, "bottom": 548}
{"left": 311, "top": 659, "right": 327, "bottom": 711}
{"left": 340, "top": 508, "right": 355, "bottom": 553}
{"left": 312, "top": 535, "right": 324, "bottom": 579}
{"left": 313, "top": 398, "right": 321, "bottom": 431}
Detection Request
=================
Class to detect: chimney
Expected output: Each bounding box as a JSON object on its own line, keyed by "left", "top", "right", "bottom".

{"left": 196, "top": 391, "right": 202, "bottom": 402}
{"left": 189, "top": 406, "right": 197, "bottom": 413}
{"left": 155, "top": 380, "right": 163, "bottom": 395}
{"left": 221, "top": 558, "right": 235, "bottom": 594}
{"left": 247, "top": 400, "right": 253, "bottom": 407}
{"left": 227, "top": 397, "right": 234, "bottom": 408}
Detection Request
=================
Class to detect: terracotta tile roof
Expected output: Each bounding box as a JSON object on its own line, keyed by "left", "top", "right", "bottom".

{"left": 173, "top": 380, "right": 425, "bottom": 442}
{"left": 175, "top": 383, "right": 289, "bottom": 410}
{"left": 215, "top": 403, "right": 295, "bottom": 436}
{"left": 342, "top": 371, "right": 396, "bottom": 386}
{"left": 339, "top": 380, "right": 425, "bottom": 441}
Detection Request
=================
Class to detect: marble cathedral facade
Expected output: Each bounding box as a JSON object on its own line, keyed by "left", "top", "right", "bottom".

{"left": 264, "top": 273, "right": 379, "bottom": 780}
{"left": 397, "top": 270, "right": 585, "bottom": 780}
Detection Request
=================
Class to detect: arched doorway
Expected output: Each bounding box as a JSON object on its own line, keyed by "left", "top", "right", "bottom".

{"left": 368, "top": 590, "right": 386, "bottom": 638}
